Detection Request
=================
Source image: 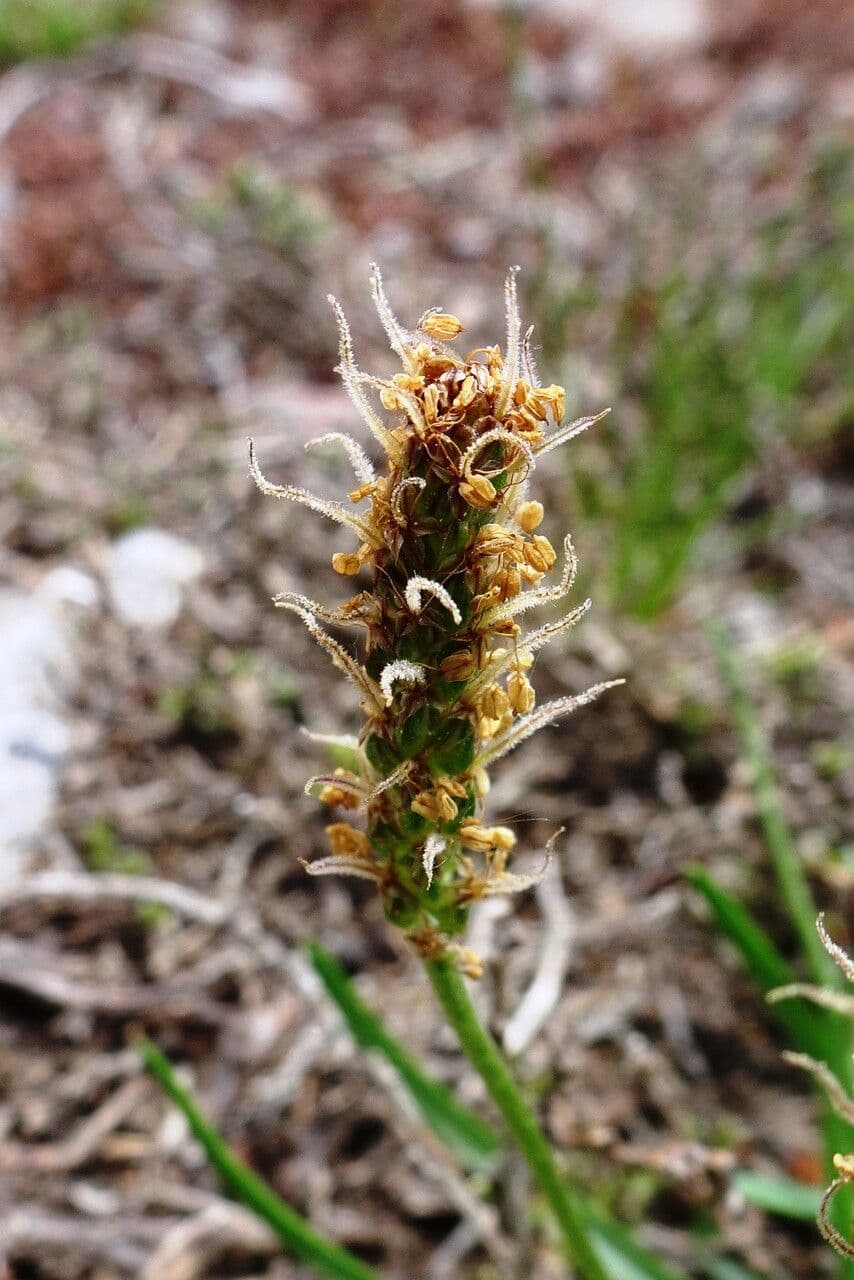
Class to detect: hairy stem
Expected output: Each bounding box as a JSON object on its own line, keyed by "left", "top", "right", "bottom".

{"left": 425, "top": 959, "right": 610, "bottom": 1280}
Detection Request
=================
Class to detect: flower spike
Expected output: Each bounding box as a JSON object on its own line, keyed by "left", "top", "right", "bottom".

{"left": 255, "top": 268, "right": 619, "bottom": 975}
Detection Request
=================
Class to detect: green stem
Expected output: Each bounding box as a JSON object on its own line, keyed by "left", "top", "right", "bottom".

{"left": 425, "top": 959, "right": 610, "bottom": 1280}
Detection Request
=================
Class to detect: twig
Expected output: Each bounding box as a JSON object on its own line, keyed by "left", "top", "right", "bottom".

{"left": 139, "top": 1202, "right": 277, "bottom": 1280}
{"left": 0, "top": 869, "right": 229, "bottom": 925}
{"left": 0, "top": 1077, "right": 147, "bottom": 1173}
{"left": 503, "top": 856, "right": 574, "bottom": 1056}
{"left": 0, "top": 936, "right": 227, "bottom": 1023}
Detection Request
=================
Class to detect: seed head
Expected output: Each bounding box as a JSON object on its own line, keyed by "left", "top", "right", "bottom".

{"left": 252, "top": 268, "right": 623, "bottom": 973}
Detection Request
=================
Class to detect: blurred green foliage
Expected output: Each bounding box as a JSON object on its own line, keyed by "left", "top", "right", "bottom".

{"left": 186, "top": 159, "right": 327, "bottom": 261}
{"left": 531, "top": 148, "right": 852, "bottom": 620}
{"left": 0, "top": 0, "right": 155, "bottom": 61}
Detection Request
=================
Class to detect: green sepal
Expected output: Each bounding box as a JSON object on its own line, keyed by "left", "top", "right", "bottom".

{"left": 369, "top": 821, "right": 407, "bottom": 860}
{"left": 365, "top": 645, "right": 389, "bottom": 681}
{"left": 427, "top": 717, "right": 476, "bottom": 776}
{"left": 382, "top": 892, "right": 420, "bottom": 930}
{"left": 398, "top": 805, "right": 430, "bottom": 837}
{"left": 364, "top": 732, "right": 399, "bottom": 774}
{"left": 395, "top": 704, "right": 439, "bottom": 757}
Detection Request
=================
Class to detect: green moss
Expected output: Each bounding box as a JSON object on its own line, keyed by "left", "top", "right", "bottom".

{"left": 0, "top": 0, "right": 156, "bottom": 61}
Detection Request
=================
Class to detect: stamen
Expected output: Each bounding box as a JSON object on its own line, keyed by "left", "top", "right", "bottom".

{"left": 484, "top": 535, "right": 578, "bottom": 624}
{"left": 353, "top": 371, "right": 426, "bottom": 434}
{"left": 405, "top": 576, "right": 462, "bottom": 625}
{"left": 249, "top": 439, "right": 380, "bottom": 545}
{"left": 521, "top": 325, "right": 540, "bottom": 387}
{"left": 475, "top": 681, "right": 625, "bottom": 769}
{"left": 379, "top": 659, "right": 426, "bottom": 706}
{"left": 305, "top": 432, "right": 376, "bottom": 486}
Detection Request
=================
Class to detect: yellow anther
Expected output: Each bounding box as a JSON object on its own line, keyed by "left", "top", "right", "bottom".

{"left": 440, "top": 650, "right": 478, "bottom": 681}
{"left": 456, "top": 375, "right": 477, "bottom": 407}
{"left": 332, "top": 552, "right": 361, "bottom": 576}
{"left": 459, "top": 473, "right": 497, "bottom": 509}
{"left": 523, "top": 535, "right": 557, "bottom": 573}
{"left": 507, "top": 670, "right": 536, "bottom": 714}
{"left": 516, "top": 501, "right": 544, "bottom": 533}
{"left": 421, "top": 312, "right": 464, "bottom": 341}
{"left": 326, "top": 823, "right": 371, "bottom": 858}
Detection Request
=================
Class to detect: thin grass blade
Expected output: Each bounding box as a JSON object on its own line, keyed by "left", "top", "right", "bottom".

{"left": 731, "top": 1170, "right": 823, "bottom": 1222}
{"left": 581, "top": 1204, "right": 689, "bottom": 1280}
{"left": 710, "top": 623, "right": 838, "bottom": 989}
{"left": 138, "top": 1037, "right": 381, "bottom": 1280}
{"left": 684, "top": 867, "right": 842, "bottom": 1062}
{"left": 308, "top": 942, "right": 501, "bottom": 1170}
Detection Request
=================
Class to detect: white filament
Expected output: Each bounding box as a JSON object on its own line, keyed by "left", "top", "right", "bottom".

{"left": 405, "top": 576, "right": 462, "bottom": 625}
{"left": 422, "top": 834, "right": 446, "bottom": 888}
{"left": 535, "top": 409, "right": 610, "bottom": 458}
{"left": 249, "top": 439, "right": 379, "bottom": 545}
{"left": 305, "top": 432, "right": 376, "bottom": 486}
{"left": 379, "top": 659, "right": 426, "bottom": 706}
{"left": 475, "top": 681, "right": 625, "bottom": 770}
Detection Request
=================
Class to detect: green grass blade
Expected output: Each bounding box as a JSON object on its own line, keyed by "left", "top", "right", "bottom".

{"left": 684, "top": 867, "right": 838, "bottom": 1061}
{"left": 307, "top": 942, "right": 501, "bottom": 1170}
{"left": 703, "top": 1259, "right": 771, "bottom": 1280}
{"left": 138, "top": 1037, "right": 381, "bottom": 1280}
{"left": 686, "top": 868, "right": 854, "bottom": 1274}
{"left": 731, "top": 1170, "right": 823, "bottom": 1222}
{"left": 710, "top": 624, "right": 837, "bottom": 988}
{"left": 312, "top": 944, "right": 694, "bottom": 1280}
{"left": 582, "top": 1205, "right": 689, "bottom": 1280}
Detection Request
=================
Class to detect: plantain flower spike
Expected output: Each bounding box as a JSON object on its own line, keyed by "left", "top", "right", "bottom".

{"left": 770, "top": 915, "right": 854, "bottom": 1258}
{"left": 251, "top": 266, "right": 622, "bottom": 976}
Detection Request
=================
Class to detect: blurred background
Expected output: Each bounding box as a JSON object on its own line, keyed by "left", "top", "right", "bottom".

{"left": 0, "top": 1, "right": 851, "bottom": 1277}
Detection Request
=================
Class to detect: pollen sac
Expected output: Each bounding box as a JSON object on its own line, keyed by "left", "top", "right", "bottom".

{"left": 262, "top": 268, "right": 615, "bottom": 975}
{"left": 421, "top": 312, "right": 464, "bottom": 341}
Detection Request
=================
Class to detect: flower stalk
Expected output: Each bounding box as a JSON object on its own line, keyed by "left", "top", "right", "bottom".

{"left": 253, "top": 265, "right": 622, "bottom": 1276}
{"left": 426, "top": 958, "right": 610, "bottom": 1279}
